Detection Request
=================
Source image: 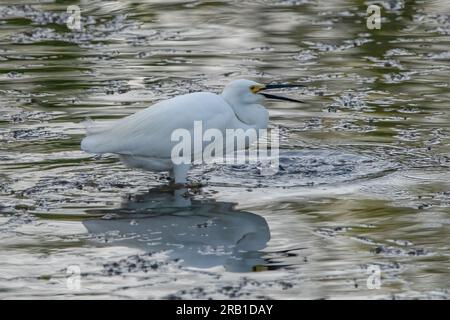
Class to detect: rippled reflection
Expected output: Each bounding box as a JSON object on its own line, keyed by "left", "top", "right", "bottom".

{"left": 1, "top": 0, "right": 449, "bottom": 299}
{"left": 83, "top": 188, "right": 270, "bottom": 272}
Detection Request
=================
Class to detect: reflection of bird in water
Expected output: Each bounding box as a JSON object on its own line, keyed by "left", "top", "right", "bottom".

{"left": 82, "top": 187, "right": 270, "bottom": 272}
{"left": 81, "top": 79, "right": 303, "bottom": 184}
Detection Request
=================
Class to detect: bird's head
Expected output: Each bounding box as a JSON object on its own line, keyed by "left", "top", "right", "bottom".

{"left": 221, "top": 79, "right": 304, "bottom": 106}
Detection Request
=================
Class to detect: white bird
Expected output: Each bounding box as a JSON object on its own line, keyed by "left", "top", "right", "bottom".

{"left": 81, "top": 79, "right": 303, "bottom": 184}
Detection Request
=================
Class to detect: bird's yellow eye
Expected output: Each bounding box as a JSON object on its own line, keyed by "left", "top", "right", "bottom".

{"left": 250, "top": 84, "right": 264, "bottom": 94}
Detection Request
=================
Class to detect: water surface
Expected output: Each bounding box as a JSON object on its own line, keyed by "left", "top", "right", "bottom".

{"left": 0, "top": 0, "right": 449, "bottom": 299}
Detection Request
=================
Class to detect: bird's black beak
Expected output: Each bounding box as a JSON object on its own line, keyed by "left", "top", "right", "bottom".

{"left": 259, "top": 84, "right": 305, "bottom": 103}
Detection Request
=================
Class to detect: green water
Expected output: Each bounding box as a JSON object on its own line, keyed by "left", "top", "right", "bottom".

{"left": 0, "top": 0, "right": 449, "bottom": 299}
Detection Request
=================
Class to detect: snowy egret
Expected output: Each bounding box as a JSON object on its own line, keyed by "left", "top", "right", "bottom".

{"left": 81, "top": 79, "right": 304, "bottom": 184}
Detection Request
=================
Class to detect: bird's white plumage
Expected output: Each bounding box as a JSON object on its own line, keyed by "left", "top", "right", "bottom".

{"left": 82, "top": 92, "right": 237, "bottom": 157}
{"left": 81, "top": 79, "right": 270, "bottom": 183}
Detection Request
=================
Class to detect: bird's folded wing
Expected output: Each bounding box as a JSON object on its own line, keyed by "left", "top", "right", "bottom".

{"left": 81, "top": 92, "right": 235, "bottom": 159}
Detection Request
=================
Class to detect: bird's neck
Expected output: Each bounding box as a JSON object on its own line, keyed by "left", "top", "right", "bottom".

{"left": 221, "top": 96, "right": 269, "bottom": 129}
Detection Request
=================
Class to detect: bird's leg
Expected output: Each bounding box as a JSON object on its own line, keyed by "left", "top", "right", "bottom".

{"left": 168, "top": 169, "right": 175, "bottom": 182}
{"left": 173, "top": 163, "right": 190, "bottom": 185}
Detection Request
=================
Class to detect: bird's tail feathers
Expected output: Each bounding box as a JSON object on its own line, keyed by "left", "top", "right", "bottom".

{"left": 82, "top": 117, "right": 111, "bottom": 136}
{"left": 81, "top": 118, "right": 112, "bottom": 154}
